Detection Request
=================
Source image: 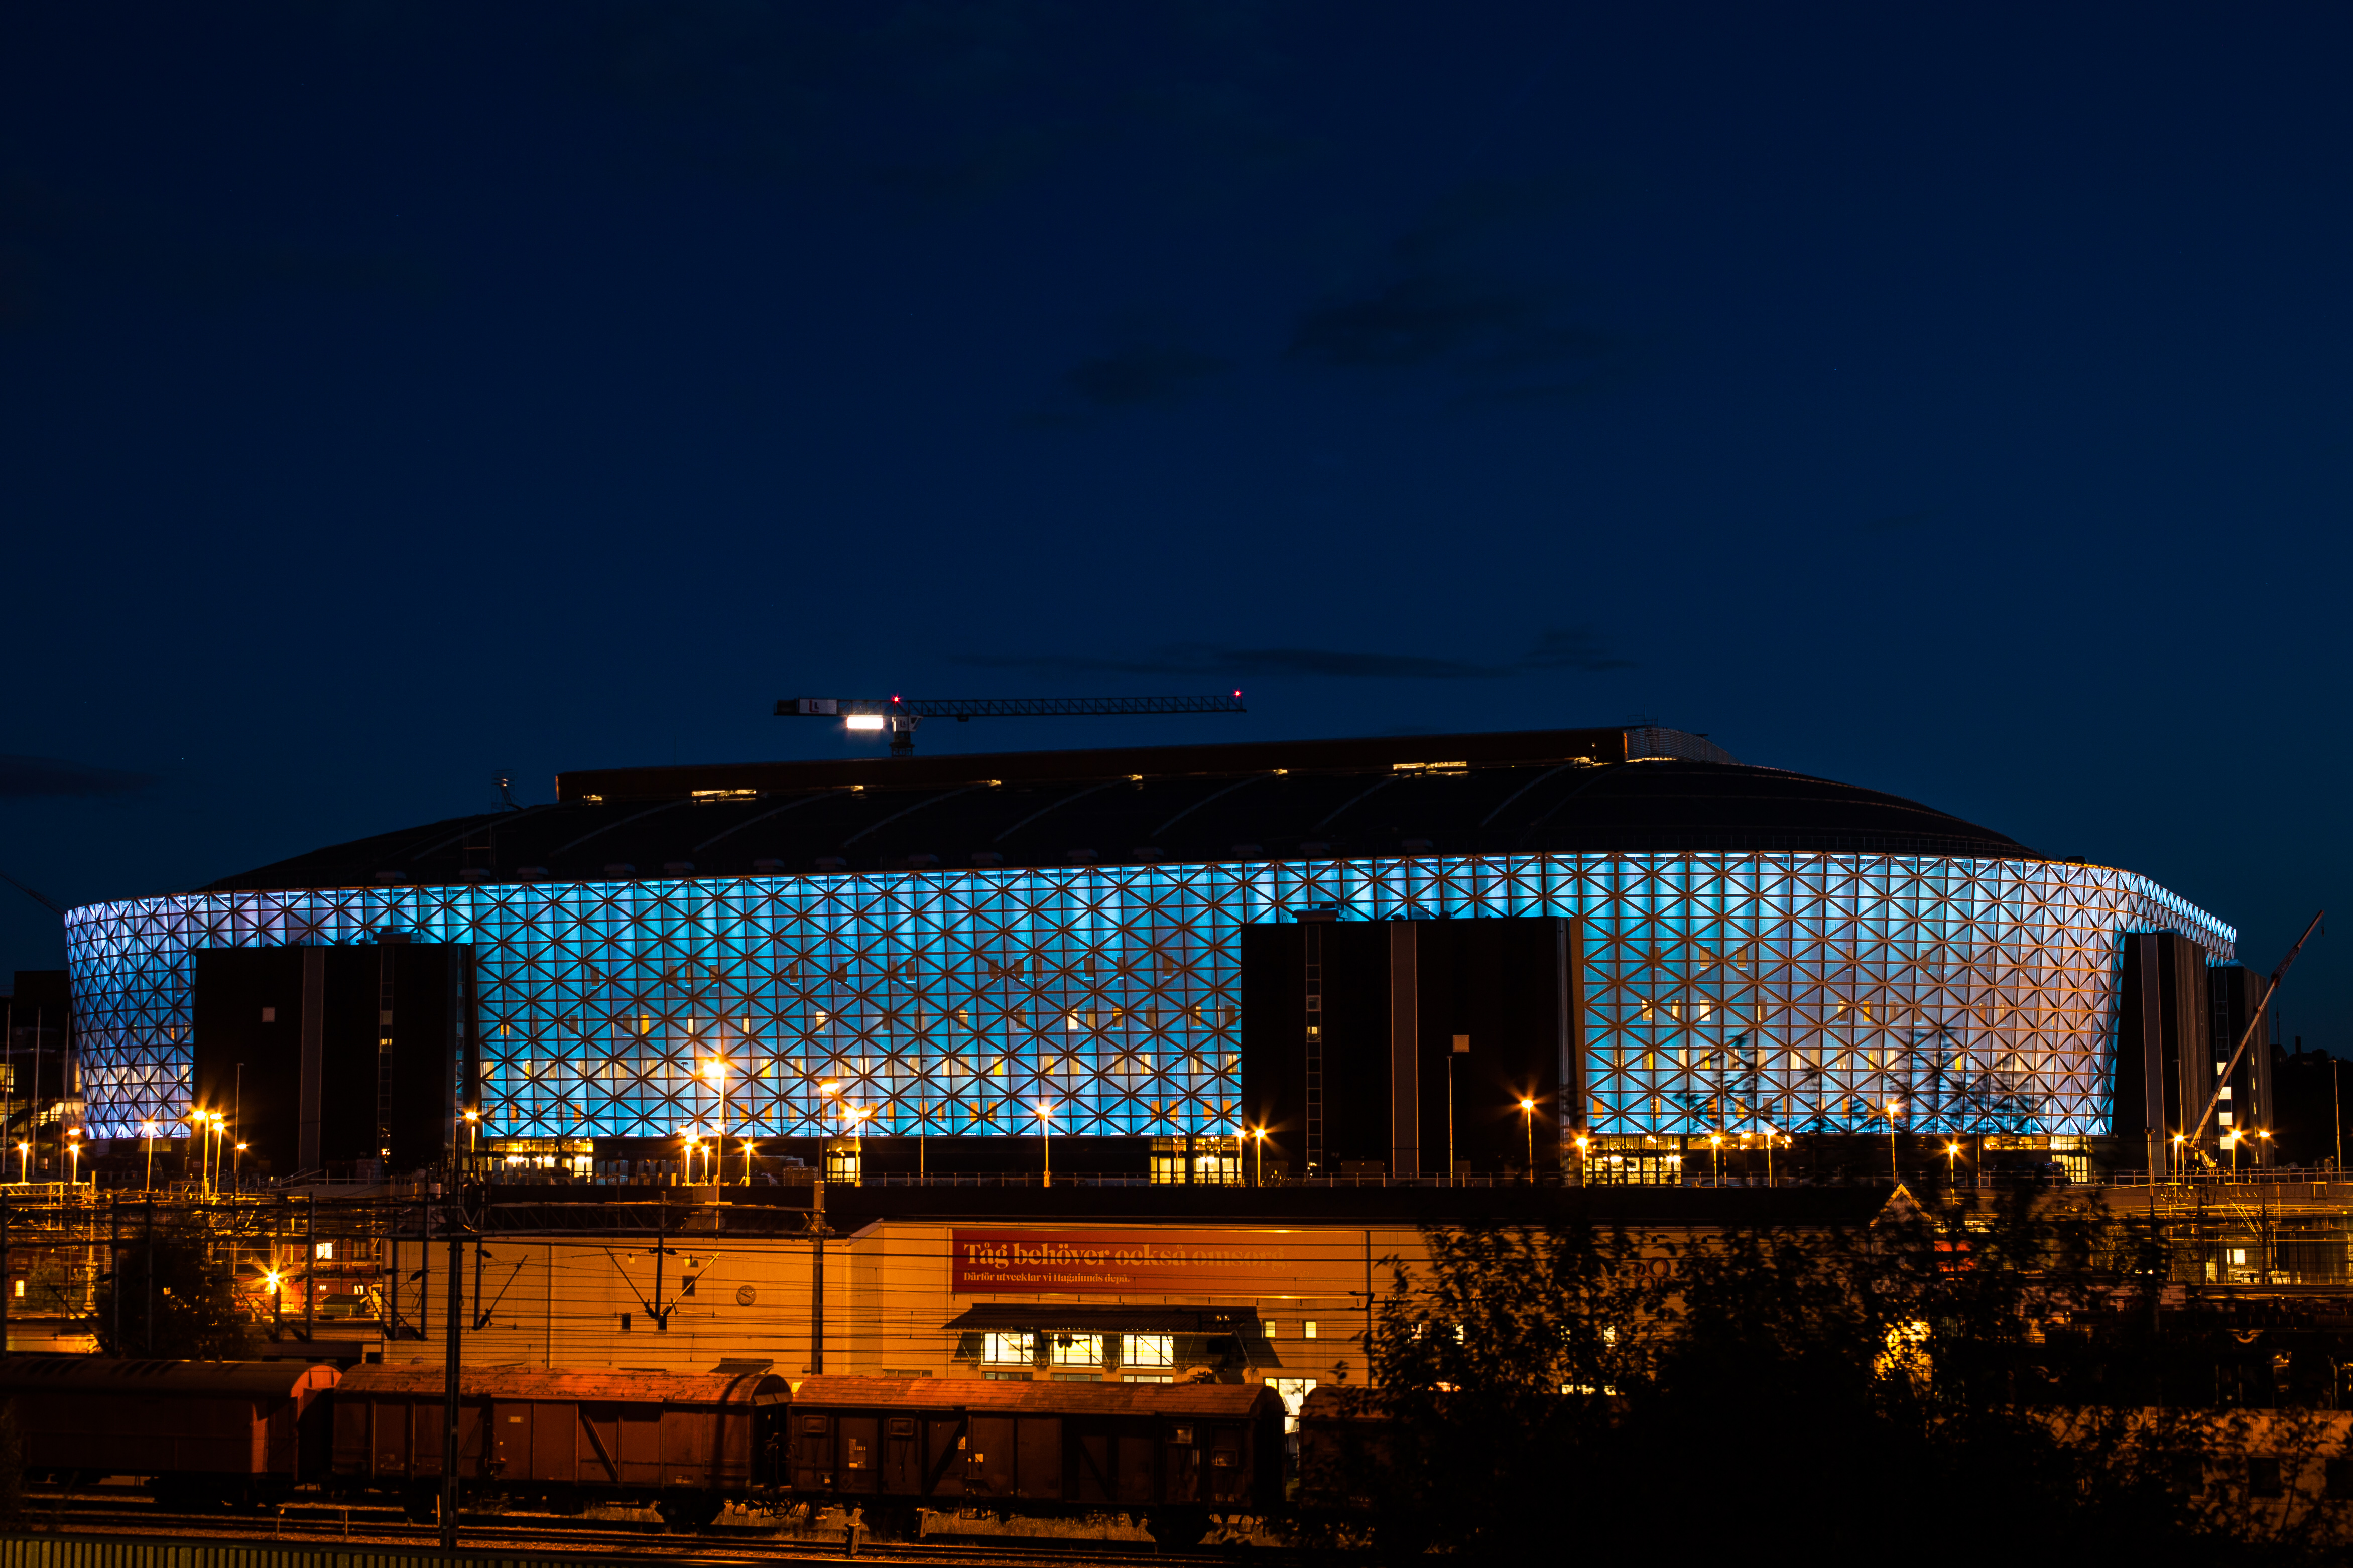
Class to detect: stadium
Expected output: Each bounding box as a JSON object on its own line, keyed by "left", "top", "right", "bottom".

{"left": 62, "top": 724, "right": 2243, "bottom": 1182}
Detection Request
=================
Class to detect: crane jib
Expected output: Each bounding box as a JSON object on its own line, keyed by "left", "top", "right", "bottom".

{"left": 776, "top": 695, "right": 1246, "bottom": 718}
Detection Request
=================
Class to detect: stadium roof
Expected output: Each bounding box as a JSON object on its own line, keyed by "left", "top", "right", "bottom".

{"left": 200, "top": 727, "right": 2036, "bottom": 892}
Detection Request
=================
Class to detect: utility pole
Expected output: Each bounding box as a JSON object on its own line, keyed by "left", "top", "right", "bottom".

{"left": 440, "top": 1195, "right": 464, "bottom": 1557}
{"left": 1447, "top": 1036, "right": 1468, "bottom": 1185}
{"left": 810, "top": 1168, "right": 828, "bottom": 1374}
{"left": 651, "top": 1195, "right": 670, "bottom": 1332}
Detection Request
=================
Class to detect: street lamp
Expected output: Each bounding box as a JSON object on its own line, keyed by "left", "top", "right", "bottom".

{"left": 1251, "top": 1126, "right": 1267, "bottom": 1187}
{"left": 65, "top": 1128, "right": 80, "bottom": 1190}
{"left": 2170, "top": 1131, "right": 2186, "bottom": 1183}
{"left": 462, "top": 1109, "right": 480, "bottom": 1175}
{"left": 1519, "top": 1099, "right": 1537, "bottom": 1182}
{"left": 698, "top": 1056, "right": 737, "bottom": 1186}
{"left": 265, "top": 1267, "right": 284, "bottom": 1334}
{"left": 1944, "top": 1141, "right": 1962, "bottom": 1188}
{"left": 1036, "top": 1102, "right": 1057, "bottom": 1188}
{"left": 1709, "top": 1132, "right": 1723, "bottom": 1186}
{"left": 142, "top": 1122, "right": 159, "bottom": 1192}
{"left": 13, "top": 1141, "right": 26, "bottom": 1184}
{"left": 233, "top": 1141, "right": 248, "bottom": 1192}
{"left": 208, "top": 1112, "right": 225, "bottom": 1195}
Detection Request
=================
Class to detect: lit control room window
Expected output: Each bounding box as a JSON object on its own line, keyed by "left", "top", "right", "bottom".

{"left": 1123, "top": 1333, "right": 1173, "bottom": 1369}
{"left": 1050, "top": 1332, "right": 1103, "bottom": 1366}
{"left": 983, "top": 1331, "right": 1032, "bottom": 1366}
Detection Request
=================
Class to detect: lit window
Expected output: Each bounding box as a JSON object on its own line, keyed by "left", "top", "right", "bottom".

{"left": 983, "top": 1332, "right": 1031, "bottom": 1365}
{"left": 1264, "top": 1322, "right": 1280, "bottom": 1339}
{"left": 1123, "top": 1333, "right": 1173, "bottom": 1369}
{"left": 1050, "top": 1333, "right": 1103, "bottom": 1366}
{"left": 314, "top": 1241, "right": 334, "bottom": 1261}
{"left": 1303, "top": 1321, "right": 1318, "bottom": 1339}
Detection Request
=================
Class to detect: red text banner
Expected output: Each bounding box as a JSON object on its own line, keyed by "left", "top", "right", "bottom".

{"left": 950, "top": 1227, "right": 1301, "bottom": 1294}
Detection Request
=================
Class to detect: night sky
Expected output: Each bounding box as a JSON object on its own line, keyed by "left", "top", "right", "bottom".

{"left": 3, "top": 5, "right": 2346, "bottom": 1048}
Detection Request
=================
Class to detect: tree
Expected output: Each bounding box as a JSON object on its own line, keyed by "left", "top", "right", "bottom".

{"left": 92, "top": 1228, "right": 253, "bottom": 1360}
{"left": 1322, "top": 1192, "right": 2335, "bottom": 1564}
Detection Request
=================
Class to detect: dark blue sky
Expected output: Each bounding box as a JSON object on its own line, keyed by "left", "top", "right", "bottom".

{"left": 3, "top": 3, "right": 2345, "bottom": 1045}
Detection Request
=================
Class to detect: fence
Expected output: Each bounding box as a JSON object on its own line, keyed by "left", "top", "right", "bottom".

{"left": 0, "top": 1537, "right": 636, "bottom": 1568}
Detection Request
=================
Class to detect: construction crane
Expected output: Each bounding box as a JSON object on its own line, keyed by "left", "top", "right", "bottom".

{"left": 777, "top": 692, "right": 1247, "bottom": 758}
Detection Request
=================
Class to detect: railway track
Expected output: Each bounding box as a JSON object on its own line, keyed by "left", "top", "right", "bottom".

{"left": 21, "top": 1495, "right": 1287, "bottom": 1567}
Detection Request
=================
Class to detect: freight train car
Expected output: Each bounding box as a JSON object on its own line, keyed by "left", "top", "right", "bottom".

{"left": 787, "top": 1375, "right": 1286, "bottom": 1544}
{"left": 329, "top": 1364, "right": 788, "bottom": 1528}
{"left": 0, "top": 1356, "right": 339, "bottom": 1509}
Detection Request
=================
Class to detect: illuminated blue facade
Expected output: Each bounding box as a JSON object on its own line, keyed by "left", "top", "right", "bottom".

{"left": 64, "top": 852, "right": 2232, "bottom": 1148}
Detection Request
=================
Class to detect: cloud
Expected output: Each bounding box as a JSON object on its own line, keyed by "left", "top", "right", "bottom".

{"left": 1861, "top": 508, "right": 1938, "bottom": 533}
{"left": 957, "top": 627, "right": 1634, "bottom": 680}
{"left": 0, "top": 754, "right": 161, "bottom": 800}
{"left": 1284, "top": 175, "right": 1631, "bottom": 405}
{"left": 1289, "top": 275, "right": 1539, "bottom": 370}
{"left": 1063, "top": 343, "right": 1229, "bottom": 408}
{"left": 1520, "top": 627, "right": 1638, "bottom": 672}
{"left": 0, "top": 169, "right": 435, "bottom": 329}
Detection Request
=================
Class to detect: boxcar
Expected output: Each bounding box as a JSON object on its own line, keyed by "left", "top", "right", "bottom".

{"left": 0, "top": 1355, "right": 340, "bottom": 1507}
{"left": 785, "top": 1376, "right": 1285, "bottom": 1543}
{"left": 331, "top": 1364, "right": 788, "bottom": 1527}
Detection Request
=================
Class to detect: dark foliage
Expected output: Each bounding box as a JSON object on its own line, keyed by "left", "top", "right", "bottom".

{"left": 92, "top": 1229, "right": 253, "bottom": 1360}
{"left": 1322, "top": 1192, "right": 2339, "bottom": 1564}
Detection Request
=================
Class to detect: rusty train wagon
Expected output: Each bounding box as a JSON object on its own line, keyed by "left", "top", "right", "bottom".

{"left": 332, "top": 1364, "right": 788, "bottom": 1527}
{"left": 0, "top": 1356, "right": 340, "bottom": 1508}
{"left": 786, "top": 1377, "right": 1286, "bottom": 1543}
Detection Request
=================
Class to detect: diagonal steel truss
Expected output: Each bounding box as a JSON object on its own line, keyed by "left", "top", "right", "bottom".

{"left": 63, "top": 853, "right": 2235, "bottom": 1147}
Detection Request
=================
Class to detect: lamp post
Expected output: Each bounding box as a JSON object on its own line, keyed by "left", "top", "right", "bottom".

{"left": 1944, "top": 1140, "right": 1961, "bottom": 1189}
{"left": 462, "top": 1109, "right": 479, "bottom": 1177}
{"left": 1886, "top": 1101, "right": 1905, "bottom": 1187}
{"left": 1519, "top": 1099, "right": 1536, "bottom": 1183}
{"left": 13, "top": 1141, "right": 26, "bottom": 1184}
{"left": 1573, "top": 1133, "right": 1589, "bottom": 1187}
{"left": 1251, "top": 1126, "right": 1266, "bottom": 1187}
{"left": 65, "top": 1128, "right": 80, "bottom": 1190}
{"left": 2171, "top": 1132, "right": 2186, "bottom": 1184}
{"left": 2225, "top": 1128, "right": 2241, "bottom": 1178}
{"left": 699, "top": 1057, "right": 734, "bottom": 1185}
{"left": 267, "top": 1266, "right": 284, "bottom": 1336}
{"left": 142, "top": 1122, "right": 158, "bottom": 1192}
{"left": 816, "top": 1080, "right": 842, "bottom": 1182}
{"left": 233, "top": 1142, "right": 247, "bottom": 1193}
{"left": 1036, "top": 1102, "right": 1056, "bottom": 1187}
{"left": 1709, "top": 1132, "right": 1722, "bottom": 1186}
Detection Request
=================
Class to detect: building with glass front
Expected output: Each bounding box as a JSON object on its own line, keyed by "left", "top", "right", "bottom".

{"left": 63, "top": 725, "right": 2237, "bottom": 1177}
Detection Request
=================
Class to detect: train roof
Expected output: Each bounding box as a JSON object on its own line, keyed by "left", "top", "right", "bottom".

{"left": 788, "top": 1375, "right": 1284, "bottom": 1419}
{"left": 342, "top": 1364, "right": 787, "bottom": 1404}
{"left": 0, "top": 1356, "right": 338, "bottom": 1398}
